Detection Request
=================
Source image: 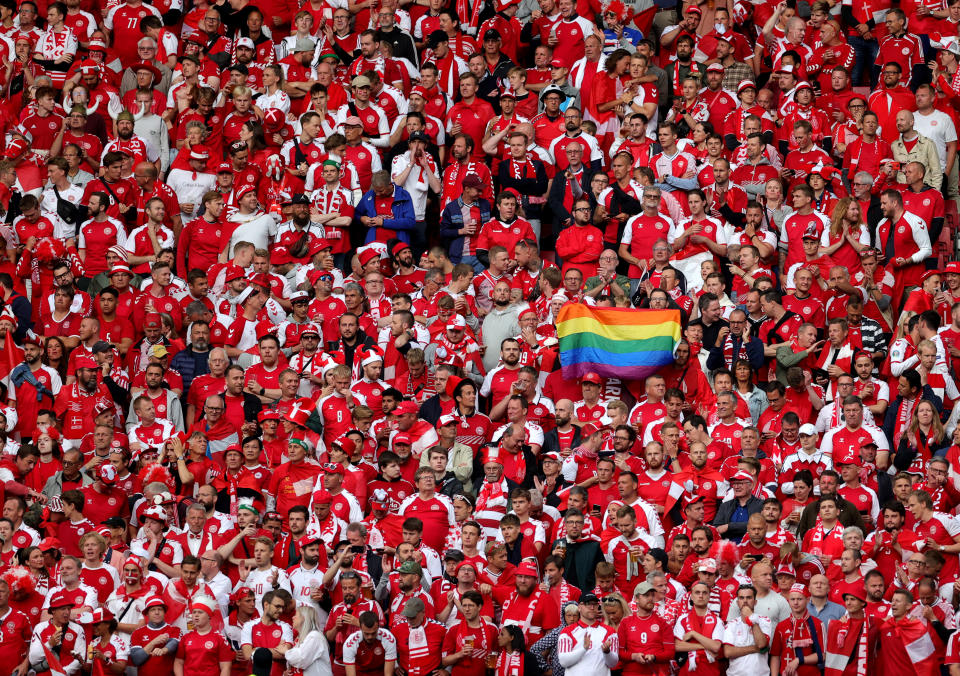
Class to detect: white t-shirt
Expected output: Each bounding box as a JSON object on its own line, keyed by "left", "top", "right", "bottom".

{"left": 913, "top": 109, "right": 957, "bottom": 170}
{"left": 722, "top": 615, "right": 773, "bottom": 676}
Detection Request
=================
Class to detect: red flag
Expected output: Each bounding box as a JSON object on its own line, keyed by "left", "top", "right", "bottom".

{"left": 42, "top": 643, "right": 68, "bottom": 676}
{"left": 0, "top": 330, "right": 21, "bottom": 380}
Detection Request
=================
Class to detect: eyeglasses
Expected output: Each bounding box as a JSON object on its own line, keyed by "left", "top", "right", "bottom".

{"left": 908, "top": 560, "right": 925, "bottom": 565}
{"left": 573, "top": 207, "right": 591, "bottom": 212}
{"left": 204, "top": 405, "right": 224, "bottom": 412}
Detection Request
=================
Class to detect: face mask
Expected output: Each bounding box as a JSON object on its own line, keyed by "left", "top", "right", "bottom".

{"left": 715, "top": 22, "right": 727, "bottom": 33}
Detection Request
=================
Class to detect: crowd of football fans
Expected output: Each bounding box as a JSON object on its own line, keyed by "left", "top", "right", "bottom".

{"left": 4, "top": 0, "right": 960, "bottom": 675}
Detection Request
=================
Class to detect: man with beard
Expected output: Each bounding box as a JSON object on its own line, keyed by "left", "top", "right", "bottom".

{"left": 325, "top": 569, "right": 384, "bottom": 675}
{"left": 825, "top": 587, "right": 879, "bottom": 676}
{"left": 876, "top": 189, "right": 931, "bottom": 312}
{"left": 8, "top": 333, "right": 60, "bottom": 442}
{"left": 478, "top": 281, "right": 520, "bottom": 372}
{"left": 53, "top": 356, "right": 113, "bottom": 450}
{"left": 221, "top": 186, "right": 276, "bottom": 257}
{"left": 170, "top": 322, "right": 211, "bottom": 397}
{"left": 377, "top": 558, "right": 434, "bottom": 629}
{"left": 543, "top": 399, "right": 581, "bottom": 457}
{"left": 278, "top": 534, "right": 323, "bottom": 611}
{"left": 492, "top": 560, "right": 560, "bottom": 645}
{"left": 390, "top": 241, "right": 425, "bottom": 295}
{"left": 103, "top": 111, "right": 161, "bottom": 173}
{"left": 480, "top": 338, "right": 522, "bottom": 408}
{"left": 240, "top": 590, "right": 293, "bottom": 674}
{"left": 328, "top": 315, "right": 375, "bottom": 375}
{"left": 440, "top": 135, "right": 494, "bottom": 208}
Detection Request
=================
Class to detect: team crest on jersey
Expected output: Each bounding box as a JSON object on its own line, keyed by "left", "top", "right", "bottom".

{"left": 733, "top": 430, "right": 742, "bottom": 438}
{"left": 652, "top": 624, "right": 660, "bottom": 631}
{"left": 99, "top": 575, "right": 108, "bottom": 585}
{"left": 703, "top": 481, "right": 712, "bottom": 488}
{"left": 65, "top": 631, "right": 74, "bottom": 641}
{"left": 205, "top": 640, "right": 215, "bottom": 649}
{"left": 898, "top": 226, "right": 906, "bottom": 234}
{"left": 859, "top": 495, "right": 867, "bottom": 503}
{"left": 375, "top": 646, "right": 383, "bottom": 655}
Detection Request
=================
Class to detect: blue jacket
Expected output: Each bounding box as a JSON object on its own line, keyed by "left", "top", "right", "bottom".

{"left": 354, "top": 185, "right": 416, "bottom": 243}
{"left": 438, "top": 197, "right": 492, "bottom": 263}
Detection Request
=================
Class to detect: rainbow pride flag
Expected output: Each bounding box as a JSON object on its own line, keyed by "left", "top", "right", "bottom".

{"left": 556, "top": 305, "right": 681, "bottom": 380}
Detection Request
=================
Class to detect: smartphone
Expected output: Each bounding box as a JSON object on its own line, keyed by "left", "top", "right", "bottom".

{"left": 350, "top": 545, "right": 365, "bottom": 554}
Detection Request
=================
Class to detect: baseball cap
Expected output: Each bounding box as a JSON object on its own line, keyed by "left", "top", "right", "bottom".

{"left": 515, "top": 561, "right": 539, "bottom": 577}
{"left": 393, "top": 401, "right": 419, "bottom": 416}
{"left": 462, "top": 173, "right": 483, "bottom": 188}
{"left": 634, "top": 582, "right": 655, "bottom": 595}
{"left": 401, "top": 597, "right": 425, "bottom": 618}
{"left": 798, "top": 423, "right": 818, "bottom": 436}
{"left": 398, "top": 560, "right": 422, "bottom": 576}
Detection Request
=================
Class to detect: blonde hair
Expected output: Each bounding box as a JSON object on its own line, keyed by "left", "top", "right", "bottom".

{"left": 829, "top": 197, "right": 860, "bottom": 238}
{"left": 295, "top": 605, "right": 321, "bottom": 643}
{"left": 601, "top": 592, "right": 631, "bottom": 625}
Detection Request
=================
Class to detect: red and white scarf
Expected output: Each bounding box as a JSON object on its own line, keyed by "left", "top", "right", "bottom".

{"left": 893, "top": 397, "right": 919, "bottom": 447}
{"left": 496, "top": 650, "right": 525, "bottom": 676}
{"left": 825, "top": 615, "right": 869, "bottom": 676}
{"left": 501, "top": 589, "right": 546, "bottom": 636}
{"left": 807, "top": 522, "right": 845, "bottom": 557}
{"left": 476, "top": 478, "right": 508, "bottom": 514}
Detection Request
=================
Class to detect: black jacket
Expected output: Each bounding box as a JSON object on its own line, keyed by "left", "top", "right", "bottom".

{"left": 547, "top": 166, "right": 599, "bottom": 229}
{"left": 884, "top": 386, "right": 944, "bottom": 449}
{"left": 328, "top": 331, "right": 376, "bottom": 370}
{"left": 542, "top": 426, "right": 581, "bottom": 457}
{"left": 553, "top": 537, "right": 605, "bottom": 591}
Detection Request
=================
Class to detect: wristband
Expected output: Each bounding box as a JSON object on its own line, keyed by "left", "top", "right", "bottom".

{"left": 742, "top": 615, "right": 753, "bottom": 627}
